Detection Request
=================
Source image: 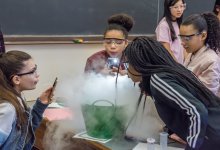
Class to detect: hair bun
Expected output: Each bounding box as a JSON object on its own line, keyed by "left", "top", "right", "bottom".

{"left": 108, "top": 13, "right": 134, "bottom": 32}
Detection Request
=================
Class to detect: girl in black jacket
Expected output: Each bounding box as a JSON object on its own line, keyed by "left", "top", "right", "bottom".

{"left": 123, "top": 35, "right": 220, "bottom": 149}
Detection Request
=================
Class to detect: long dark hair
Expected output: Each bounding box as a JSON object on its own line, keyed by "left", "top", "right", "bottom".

{"left": 213, "top": 0, "right": 220, "bottom": 15}
{"left": 0, "top": 50, "right": 31, "bottom": 127}
{"left": 0, "top": 29, "right": 5, "bottom": 53}
{"left": 104, "top": 13, "right": 134, "bottom": 39}
{"left": 124, "top": 36, "right": 220, "bottom": 107}
{"left": 163, "top": 0, "right": 185, "bottom": 41}
{"left": 181, "top": 12, "right": 220, "bottom": 53}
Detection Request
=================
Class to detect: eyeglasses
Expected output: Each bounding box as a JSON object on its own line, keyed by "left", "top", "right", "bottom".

{"left": 103, "top": 38, "right": 125, "bottom": 45}
{"left": 179, "top": 32, "right": 202, "bottom": 42}
{"left": 16, "top": 65, "right": 38, "bottom": 76}
{"left": 123, "top": 63, "right": 142, "bottom": 77}
{"left": 170, "top": 3, "right": 186, "bottom": 10}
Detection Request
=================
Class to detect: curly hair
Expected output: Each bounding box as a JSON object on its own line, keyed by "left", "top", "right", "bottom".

{"left": 181, "top": 12, "right": 220, "bottom": 53}
{"left": 104, "top": 13, "right": 134, "bottom": 39}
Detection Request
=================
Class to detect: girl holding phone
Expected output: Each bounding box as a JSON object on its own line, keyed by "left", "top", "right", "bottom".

{"left": 0, "top": 50, "right": 53, "bottom": 149}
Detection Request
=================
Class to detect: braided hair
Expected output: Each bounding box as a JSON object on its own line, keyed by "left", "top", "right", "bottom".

{"left": 124, "top": 36, "right": 220, "bottom": 107}
{"left": 181, "top": 12, "right": 220, "bottom": 53}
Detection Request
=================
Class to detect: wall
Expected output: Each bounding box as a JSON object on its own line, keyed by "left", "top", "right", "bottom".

{"left": 6, "top": 43, "right": 103, "bottom": 100}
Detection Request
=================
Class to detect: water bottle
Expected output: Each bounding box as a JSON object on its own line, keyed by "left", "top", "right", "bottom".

{"left": 160, "top": 132, "right": 168, "bottom": 150}
{"left": 147, "top": 137, "right": 155, "bottom": 150}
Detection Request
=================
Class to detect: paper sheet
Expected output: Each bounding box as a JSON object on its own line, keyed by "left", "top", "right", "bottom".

{"left": 73, "top": 131, "right": 112, "bottom": 143}
{"left": 48, "top": 102, "right": 64, "bottom": 108}
{"left": 43, "top": 107, "right": 73, "bottom": 121}
{"left": 133, "top": 143, "right": 184, "bottom": 150}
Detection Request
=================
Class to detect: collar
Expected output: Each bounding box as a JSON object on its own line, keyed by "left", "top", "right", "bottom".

{"left": 191, "top": 45, "right": 209, "bottom": 59}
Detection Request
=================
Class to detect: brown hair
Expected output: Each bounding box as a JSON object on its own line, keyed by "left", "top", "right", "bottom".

{"left": 0, "top": 50, "right": 32, "bottom": 127}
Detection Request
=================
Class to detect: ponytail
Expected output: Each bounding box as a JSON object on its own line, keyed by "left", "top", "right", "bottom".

{"left": 201, "top": 12, "right": 220, "bottom": 52}
{"left": 182, "top": 12, "right": 220, "bottom": 53}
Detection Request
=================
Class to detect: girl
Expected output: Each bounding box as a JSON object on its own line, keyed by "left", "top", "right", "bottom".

{"left": 124, "top": 36, "right": 220, "bottom": 149}
{"left": 0, "top": 50, "right": 53, "bottom": 149}
{"left": 180, "top": 12, "right": 220, "bottom": 97}
{"left": 84, "top": 13, "right": 134, "bottom": 76}
{"left": 155, "top": 0, "right": 186, "bottom": 64}
{"left": 0, "top": 29, "right": 5, "bottom": 53}
{"left": 213, "top": 0, "right": 220, "bottom": 20}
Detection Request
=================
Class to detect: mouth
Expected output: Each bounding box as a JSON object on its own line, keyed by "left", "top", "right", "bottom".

{"left": 109, "top": 52, "right": 119, "bottom": 57}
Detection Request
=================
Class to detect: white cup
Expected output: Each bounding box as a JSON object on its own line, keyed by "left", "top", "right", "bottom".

{"left": 147, "top": 138, "right": 155, "bottom": 150}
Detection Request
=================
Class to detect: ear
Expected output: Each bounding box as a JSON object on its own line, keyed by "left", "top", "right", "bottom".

{"left": 11, "top": 75, "right": 21, "bottom": 86}
{"left": 124, "top": 39, "right": 129, "bottom": 47}
{"left": 201, "top": 31, "right": 207, "bottom": 41}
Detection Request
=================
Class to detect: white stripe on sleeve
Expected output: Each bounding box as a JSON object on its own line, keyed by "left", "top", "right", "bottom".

{"left": 151, "top": 74, "right": 201, "bottom": 148}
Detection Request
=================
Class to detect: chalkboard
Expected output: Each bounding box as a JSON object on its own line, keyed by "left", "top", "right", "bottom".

{"left": 0, "top": 0, "right": 216, "bottom": 36}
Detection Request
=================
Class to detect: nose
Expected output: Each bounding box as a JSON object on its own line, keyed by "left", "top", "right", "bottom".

{"left": 181, "top": 40, "right": 185, "bottom": 46}
{"left": 177, "top": 7, "right": 182, "bottom": 11}
{"left": 35, "top": 72, "right": 40, "bottom": 78}
{"left": 110, "top": 42, "right": 117, "bottom": 48}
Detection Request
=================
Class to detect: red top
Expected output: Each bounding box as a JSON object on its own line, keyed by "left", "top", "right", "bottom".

{"left": 84, "top": 50, "right": 126, "bottom": 74}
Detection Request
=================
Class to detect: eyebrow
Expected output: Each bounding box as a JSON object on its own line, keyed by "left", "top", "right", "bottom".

{"left": 103, "top": 38, "right": 125, "bottom": 40}
{"left": 28, "top": 64, "right": 37, "bottom": 71}
{"left": 21, "top": 64, "right": 37, "bottom": 73}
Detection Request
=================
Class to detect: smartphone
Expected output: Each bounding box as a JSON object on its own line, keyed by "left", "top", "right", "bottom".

{"left": 107, "top": 57, "right": 120, "bottom": 69}
{"left": 49, "top": 77, "right": 58, "bottom": 98}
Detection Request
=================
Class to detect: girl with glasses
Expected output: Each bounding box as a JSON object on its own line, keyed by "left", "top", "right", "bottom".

{"left": 0, "top": 50, "right": 53, "bottom": 149}
{"left": 180, "top": 12, "right": 220, "bottom": 97}
{"left": 124, "top": 36, "right": 220, "bottom": 150}
{"left": 84, "top": 13, "right": 134, "bottom": 76}
{"left": 155, "top": 0, "right": 186, "bottom": 64}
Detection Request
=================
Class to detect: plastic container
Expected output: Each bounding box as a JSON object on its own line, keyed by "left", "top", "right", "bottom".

{"left": 160, "top": 132, "right": 168, "bottom": 150}
{"left": 81, "top": 100, "right": 127, "bottom": 139}
{"left": 147, "top": 138, "right": 155, "bottom": 150}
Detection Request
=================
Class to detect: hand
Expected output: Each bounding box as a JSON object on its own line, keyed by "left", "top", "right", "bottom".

{"left": 100, "top": 67, "right": 113, "bottom": 76}
{"left": 169, "top": 133, "right": 187, "bottom": 145}
{"left": 39, "top": 86, "right": 54, "bottom": 104}
{"left": 112, "top": 67, "right": 127, "bottom": 76}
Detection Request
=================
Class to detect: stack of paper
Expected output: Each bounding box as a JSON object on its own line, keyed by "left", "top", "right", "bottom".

{"left": 73, "top": 131, "right": 112, "bottom": 143}
{"left": 133, "top": 143, "right": 184, "bottom": 150}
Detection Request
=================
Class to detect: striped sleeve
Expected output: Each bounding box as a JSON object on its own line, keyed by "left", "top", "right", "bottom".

{"left": 0, "top": 102, "right": 16, "bottom": 146}
{"left": 150, "top": 74, "right": 208, "bottom": 149}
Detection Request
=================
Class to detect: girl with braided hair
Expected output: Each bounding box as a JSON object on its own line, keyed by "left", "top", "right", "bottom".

{"left": 180, "top": 12, "right": 220, "bottom": 97}
{"left": 124, "top": 36, "right": 220, "bottom": 149}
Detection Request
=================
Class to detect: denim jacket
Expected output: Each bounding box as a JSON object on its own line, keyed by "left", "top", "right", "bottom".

{"left": 1, "top": 99, "right": 48, "bottom": 150}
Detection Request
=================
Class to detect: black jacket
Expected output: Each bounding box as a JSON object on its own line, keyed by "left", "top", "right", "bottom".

{"left": 149, "top": 73, "right": 220, "bottom": 150}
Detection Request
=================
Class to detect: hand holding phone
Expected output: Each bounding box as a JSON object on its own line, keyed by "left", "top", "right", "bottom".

{"left": 107, "top": 57, "right": 120, "bottom": 69}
